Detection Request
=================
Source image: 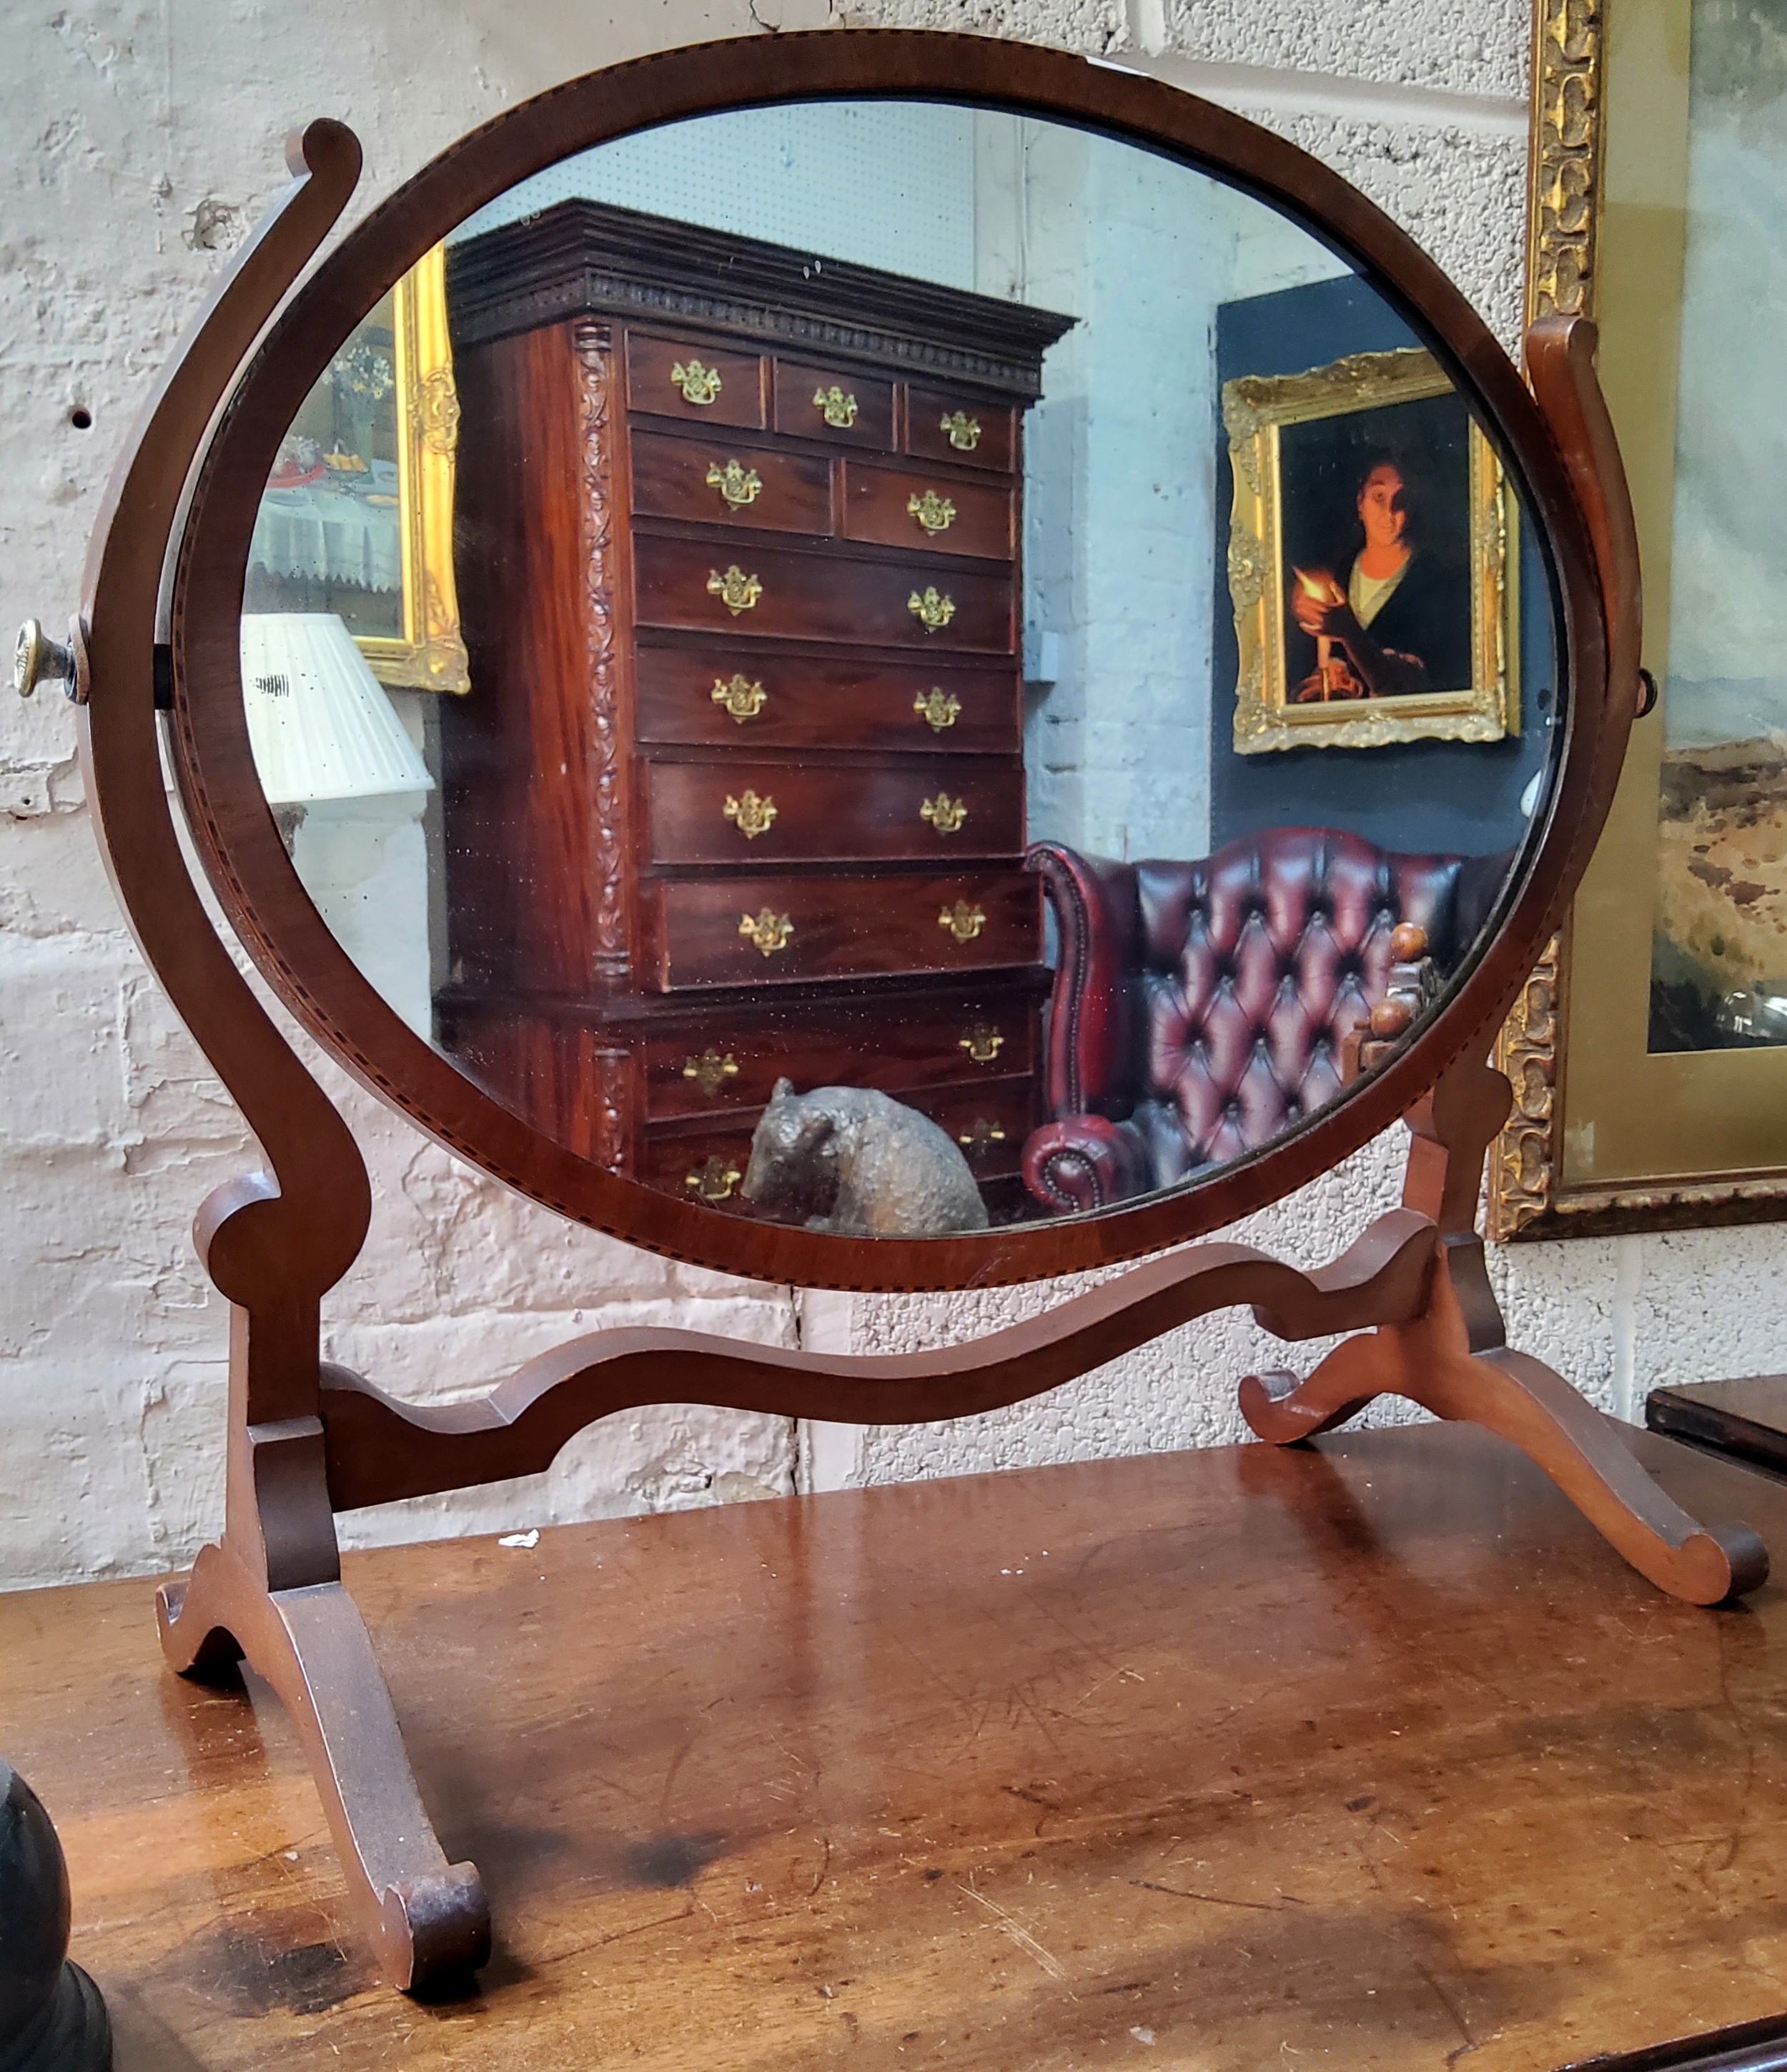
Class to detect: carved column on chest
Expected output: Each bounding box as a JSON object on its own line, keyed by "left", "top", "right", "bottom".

{"left": 573, "top": 319, "right": 630, "bottom": 982}
{"left": 579, "top": 1045, "right": 631, "bottom": 1176}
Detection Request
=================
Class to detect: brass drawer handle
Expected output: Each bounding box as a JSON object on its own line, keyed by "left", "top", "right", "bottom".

{"left": 908, "top": 586, "right": 955, "bottom": 633}
{"left": 914, "top": 687, "right": 961, "bottom": 732}
{"left": 706, "top": 458, "right": 763, "bottom": 509}
{"left": 813, "top": 384, "right": 858, "bottom": 428}
{"left": 685, "top": 1155, "right": 743, "bottom": 1202}
{"left": 920, "top": 792, "right": 967, "bottom": 836}
{"left": 682, "top": 1050, "right": 741, "bottom": 1097}
{"left": 941, "top": 409, "right": 982, "bottom": 451}
{"left": 959, "top": 1022, "right": 1004, "bottom": 1065}
{"left": 908, "top": 489, "right": 956, "bottom": 536}
{"left": 740, "top": 909, "right": 793, "bottom": 956}
{"left": 671, "top": 358, "right": 723, "bottom": 405}
{"left": 712, "top": 674, "right": 766, "bottom": 722}
{"left": 938, "top": 900, "right": 986, "bottom": 944}
{"left": 723, "top": 789, "right": 778, "bottom": 839}
{"left": 958, "top": 1120, "right": 1006, "bottom": 1150}
{"left": 708, "top": 565, "right": 763, "bottom": 615}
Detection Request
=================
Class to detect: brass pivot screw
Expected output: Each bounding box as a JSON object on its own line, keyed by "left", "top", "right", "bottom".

{"left": 14, "top": 619, "right": 79, "bottom": 701}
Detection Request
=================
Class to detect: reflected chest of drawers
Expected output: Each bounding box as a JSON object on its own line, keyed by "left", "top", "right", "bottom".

{"left": 438, "top": 199, "right": 1072, "bottom": 1215}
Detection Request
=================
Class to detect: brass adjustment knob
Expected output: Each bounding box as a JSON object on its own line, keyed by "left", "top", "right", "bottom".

{"left": 14, "top": 619, "right": 77, "bottom": 701}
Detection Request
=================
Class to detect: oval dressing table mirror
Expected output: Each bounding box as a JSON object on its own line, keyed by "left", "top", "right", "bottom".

{"left": 19, "top": 27, "right": 1767, "bottom": 1992}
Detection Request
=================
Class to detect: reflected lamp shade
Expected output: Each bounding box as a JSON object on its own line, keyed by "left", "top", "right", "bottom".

{"left": 239, "top": 613, "right": 435, "bottom": 806}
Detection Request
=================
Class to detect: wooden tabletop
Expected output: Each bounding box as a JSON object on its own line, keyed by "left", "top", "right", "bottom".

{"left": 6, "top": 1420, "right": 1787, "bottom": 2071}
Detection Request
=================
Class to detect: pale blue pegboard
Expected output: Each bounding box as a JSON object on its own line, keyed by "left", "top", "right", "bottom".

{"left": 452, "top": 100, "right": 977, "bottom": 291}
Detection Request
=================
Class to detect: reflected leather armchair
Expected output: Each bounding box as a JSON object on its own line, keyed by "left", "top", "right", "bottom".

{"left": 1021, "top": 828, "right": 1506, "bottom": 1215}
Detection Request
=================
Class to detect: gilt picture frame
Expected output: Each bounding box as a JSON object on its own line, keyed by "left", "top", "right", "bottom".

{"left": 1490, "top": 0, "right": 1787, "bottom": 1240}
{"left": 246, "top": 245, "right": 470, "bottom": 694}
{"left": 1224, "top": 347, "right": 1518, "bottom": 754}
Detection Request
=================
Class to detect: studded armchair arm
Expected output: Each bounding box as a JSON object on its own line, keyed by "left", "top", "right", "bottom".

{"left": 1021, "top": 1115, "right": 1155, "bottom": 1215}
{"left": 1026, "top": 842, "right": 1142, "bottom": 1119}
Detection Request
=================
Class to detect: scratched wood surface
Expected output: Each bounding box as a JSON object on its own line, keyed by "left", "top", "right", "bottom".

{"left": 6, "top": 1421, "right": 1787, "bottom": 2071}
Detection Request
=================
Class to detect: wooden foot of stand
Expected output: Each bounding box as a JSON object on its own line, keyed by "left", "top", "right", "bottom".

{"left": 1239, "top": 1055, "right": 1770, "bottom": 1607}
{"left": 157, "top": 1541, "right": 490, "bottom": 1990}
{"left": 1240, "top": 1246, "right": 1768, "bottom": 1603}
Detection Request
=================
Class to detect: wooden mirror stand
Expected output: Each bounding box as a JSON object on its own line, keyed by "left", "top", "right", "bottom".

{"left": 37, "top": 43, "right": 1771, "bottom": 1994}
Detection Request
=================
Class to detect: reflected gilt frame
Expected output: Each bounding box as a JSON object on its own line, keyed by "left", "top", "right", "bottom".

{"left": 1490, "top": 0, "right": 1787, "bottom": 1238}
{"left": 1224, "top": 345, "right": 1518, "bottom": 754}
{"left": 354, "top": 245, "right": 470, "bottom": 694}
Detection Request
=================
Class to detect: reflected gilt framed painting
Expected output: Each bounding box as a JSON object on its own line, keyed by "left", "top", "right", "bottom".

{"left": 1225, "top": 347, "right": 1518, "bottom": 753}
{"left": 244, "top": 245, "right": 470, "bottom": 694}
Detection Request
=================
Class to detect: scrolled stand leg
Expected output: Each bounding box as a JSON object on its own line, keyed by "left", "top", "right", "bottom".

{"left": 158, "top": 1541, "right": 490, "bottom": 1990}
{"left": 155, "top": 1289, "right": 489, "bottom": 1993}
{"left": 1240, "top": 1334, "right": 1387, "bottom": 1446}
{"left": 1240, "top": 1053, "right": 1770, "bottom": 1607}
{"left": 67, "top": 109, "right": 485, "bottom": 1995}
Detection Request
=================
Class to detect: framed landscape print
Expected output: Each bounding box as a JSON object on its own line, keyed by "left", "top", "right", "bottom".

{"left": 244, "top": 245, "right": 470, "bottom": 694}
{"left": 1224, "top": 347, "right": 1518, "bottom": 754}
{"left": 1490, "top": 0, "right": 1787, "bottom": 1238}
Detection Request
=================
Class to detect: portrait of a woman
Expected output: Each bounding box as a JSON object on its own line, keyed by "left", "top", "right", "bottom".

{"left": 1224, "top": 350, "right": 1511, "bottom": 752}
{"left": 1286, "top": 447, "right": 1472, "bottom": 702}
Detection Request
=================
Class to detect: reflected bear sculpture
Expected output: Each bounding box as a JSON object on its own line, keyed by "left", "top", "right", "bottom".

{"left": 741, "top": 1079, "right": 991, "bottom": 1238}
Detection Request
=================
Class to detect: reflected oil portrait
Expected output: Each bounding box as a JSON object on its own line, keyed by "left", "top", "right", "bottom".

{"left": 1226, "top": 347, "right": 1517, "bottom": 753}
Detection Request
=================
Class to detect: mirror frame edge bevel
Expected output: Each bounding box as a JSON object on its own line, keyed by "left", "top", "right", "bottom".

{"left": 167, "top": 27, "right": 1613, "bottom": 1293}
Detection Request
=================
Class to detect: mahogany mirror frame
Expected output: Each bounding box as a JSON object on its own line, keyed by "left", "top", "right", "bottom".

{"left": 159, "top": 27, "right": 1619, "bottom": 1295}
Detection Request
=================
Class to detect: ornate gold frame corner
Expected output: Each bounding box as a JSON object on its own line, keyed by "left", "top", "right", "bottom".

{"left": 1486, "top": 926, "right": 1565, "bottom": 1240}
{"left": 1224, "top": 347, "right": 1517, "bottom": 755}
{"left": 355, "top": 245, "right": 470, "bottom": 694}
{"left": 1526, "top": 0, "right": 1604, "bottom": 325}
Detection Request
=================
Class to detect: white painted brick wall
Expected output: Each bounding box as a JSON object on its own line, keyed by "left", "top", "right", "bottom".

{"left": 1157, "top": 0, "right": 1528, "bottom": 99}
{"left": 1, "top": 0, "right": 1763, "bottom": 1585}
{"left": 0, "top": 0, "right": 826, "bottom": 1591}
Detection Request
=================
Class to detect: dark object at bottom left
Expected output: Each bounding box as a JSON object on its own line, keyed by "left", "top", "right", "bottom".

{"left": 0, "top": 1762, "right": 110, "bottom": 2072}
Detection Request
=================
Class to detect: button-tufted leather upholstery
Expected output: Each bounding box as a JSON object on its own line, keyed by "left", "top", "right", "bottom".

{"left": 1021, "top": 828, "right": 1505, "bottom": 1215}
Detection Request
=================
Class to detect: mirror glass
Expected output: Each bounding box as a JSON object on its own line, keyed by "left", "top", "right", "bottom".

{"left": 238, "top": 99, "right": 1561, "bottom": 1237}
